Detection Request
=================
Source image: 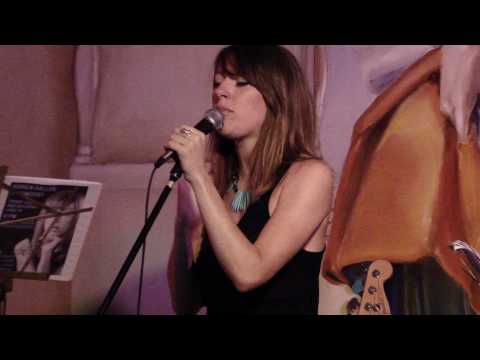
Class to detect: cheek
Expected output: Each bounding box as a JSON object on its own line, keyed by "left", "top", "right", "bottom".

{"left": 243, "top": 93, "right": 267, "bottom": 126}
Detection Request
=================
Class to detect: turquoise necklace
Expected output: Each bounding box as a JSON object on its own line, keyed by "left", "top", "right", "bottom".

{"left": 228, "top": 173, "right": 251, "bottom": 213}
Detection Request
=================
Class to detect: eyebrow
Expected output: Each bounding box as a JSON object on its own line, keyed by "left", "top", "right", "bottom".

{"left": 215, "top": 72, "right": 245, "bottom": 82}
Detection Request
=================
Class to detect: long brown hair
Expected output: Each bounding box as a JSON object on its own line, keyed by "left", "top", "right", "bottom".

{"left": 210, "top": 46, "right": 320, "bottom": 198}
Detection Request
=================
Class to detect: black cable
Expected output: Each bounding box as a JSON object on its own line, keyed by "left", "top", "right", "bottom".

{"left": 0, "top": 287, "right": 5, "bottom": 315}
{"left": 2, "top": 293, "right": 6, "bottom": 315}
{"left": 136, "top": 166, "right": 157, "bottom": 315}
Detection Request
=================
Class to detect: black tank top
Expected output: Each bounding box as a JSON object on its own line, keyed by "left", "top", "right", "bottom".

{"left": 193, "top": 188, "right": 324, "bottom": 314}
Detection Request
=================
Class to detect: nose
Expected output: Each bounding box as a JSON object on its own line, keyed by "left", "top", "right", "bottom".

{"left": 213, "top": 79, "right": 232, "bottom": 101}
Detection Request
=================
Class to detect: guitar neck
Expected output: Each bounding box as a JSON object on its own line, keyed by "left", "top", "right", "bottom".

{"left": 358, "top": 260, "right": 393, "bottom": 315}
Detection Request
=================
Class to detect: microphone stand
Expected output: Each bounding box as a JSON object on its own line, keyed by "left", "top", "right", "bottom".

{"left": 97, "top": 162, "right": 183, "bottom": 315}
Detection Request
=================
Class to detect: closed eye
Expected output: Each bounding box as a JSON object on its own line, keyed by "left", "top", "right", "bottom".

{"left": 212, "top": 74, "right": 250, "bottom": 88}
{"left": 236, "top": 80, "right": 250, "bottom": 87}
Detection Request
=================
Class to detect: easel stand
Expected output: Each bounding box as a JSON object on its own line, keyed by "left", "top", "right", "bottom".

{"left": 0, "top": 271, "right": 49, "bottom": 315}
{"left": 0, "top": 274, "right": 12, "bottom": 315}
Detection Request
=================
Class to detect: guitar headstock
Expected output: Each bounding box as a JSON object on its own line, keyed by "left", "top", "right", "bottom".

{"left": 357, "top": 260, "right": 393, "bottom": 315}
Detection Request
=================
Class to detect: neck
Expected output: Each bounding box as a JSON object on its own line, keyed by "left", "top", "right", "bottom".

{"left": 234, "top": 136, "right": 256, "bottom": 181}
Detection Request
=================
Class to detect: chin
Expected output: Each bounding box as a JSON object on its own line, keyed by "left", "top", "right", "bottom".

{"left": 218, "top": 127, "right": 235, "bottom": 140}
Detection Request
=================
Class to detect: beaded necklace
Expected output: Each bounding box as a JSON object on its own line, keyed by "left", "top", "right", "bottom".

{"left": 228, "top": 173, "right": 251, "bottom": 213}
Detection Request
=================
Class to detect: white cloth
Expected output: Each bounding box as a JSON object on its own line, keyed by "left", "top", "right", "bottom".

{"left": 353, "top": 45, "right": 480, "bottom": 144}
{"left": 352, "top": 45, "right": 439, "bottom": 94}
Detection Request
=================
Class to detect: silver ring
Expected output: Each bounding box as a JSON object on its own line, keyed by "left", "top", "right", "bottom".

{"left": 180, "top": 128, "right": 193, "bottom": 137}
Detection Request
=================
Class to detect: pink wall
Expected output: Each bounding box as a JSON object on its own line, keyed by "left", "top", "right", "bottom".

{"left": 321, "top": 46, "right": 377, "bottom": 186}
{"left": 0, "top": 45, "right": 78, "bottom": 178}
{"left": 0, "top": 45, "right": 79, "bottom": 314}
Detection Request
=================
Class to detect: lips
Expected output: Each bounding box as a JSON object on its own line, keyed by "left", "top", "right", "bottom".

{"left": 216, "top": 105, "right": 233, "bottom": 114}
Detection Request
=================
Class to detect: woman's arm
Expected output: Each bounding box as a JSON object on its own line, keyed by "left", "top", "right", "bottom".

{"left": 167, "top": 126, "right": 333, "bottom": 293}
{"left": 190, "top": 159, "right": 333, "bottom": 292}
{"left": 167, "top": 178, "right": 204, "bottom": 314}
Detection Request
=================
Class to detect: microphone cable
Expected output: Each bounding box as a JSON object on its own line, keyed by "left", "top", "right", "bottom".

{"left": 136, "top": 166, "right": 158, "bottom": 315}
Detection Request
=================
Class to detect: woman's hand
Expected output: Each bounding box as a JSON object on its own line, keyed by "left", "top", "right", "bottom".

{"left": 440, "top": 45, "right": 480, "bottom": 144}
{"left": 14, "top": 238, "right": 32, "bottom": 260}
{"left": 166, "top": 125, "right": 210, "bottom": 184}
{"left": 14, "top": 238, "right": 35, "bottom": 272}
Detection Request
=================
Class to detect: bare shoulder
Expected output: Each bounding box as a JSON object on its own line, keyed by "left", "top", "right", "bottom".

{"left": 270, "top": 158, "right": 333, "bottom": 215}
{"left": 281, "top": 158, "right": 334, "bottom": 190}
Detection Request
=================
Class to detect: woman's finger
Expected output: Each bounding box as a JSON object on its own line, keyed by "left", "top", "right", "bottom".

{"left": 170, "top": 133, "right": 190, "bottom": 145}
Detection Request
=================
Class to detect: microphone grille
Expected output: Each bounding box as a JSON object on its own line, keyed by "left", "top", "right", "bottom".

{"left": 205, "top": 108, "right": 224, "bottom": 130}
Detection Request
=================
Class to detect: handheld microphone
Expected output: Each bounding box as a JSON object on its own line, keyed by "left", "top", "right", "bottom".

{"left": 154, "top": 108, "right": 224, "bottom": 169}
